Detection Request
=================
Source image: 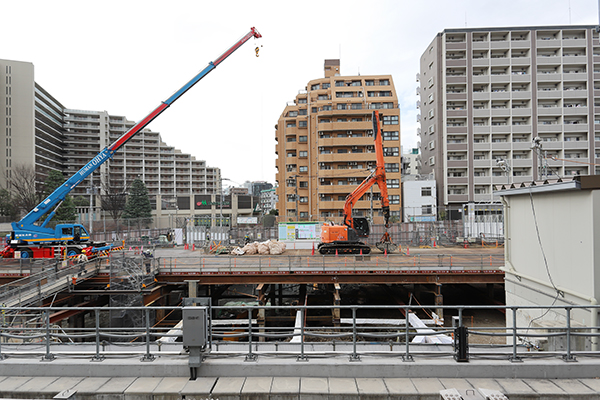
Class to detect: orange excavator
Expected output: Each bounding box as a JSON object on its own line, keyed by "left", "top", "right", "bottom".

{"left": 318, "top": 110, "right": 397, "bottom": 255}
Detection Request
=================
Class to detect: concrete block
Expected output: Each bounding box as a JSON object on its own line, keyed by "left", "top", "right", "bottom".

{"left": 411, "top": 378, "right": 445, "bottom": 398}
{"left": 152, "top": 377, "right": 190, "bottom": 400}
{"left": 466, "top": 378, "right": 505, "bottom": 393}
{"left": 68, "top": 377, "right": 112, "bottom": 400}
{"left": 181, "top": 377, "right": 217, "bottom": 398}
{"left": 12, "top": 376, "right": 59, "bottom": 393}
{"left": 0, "top": 376, "right": 35, "bottom": 395}
{"left": 96, "top": 377, "right": 137, "bottom": 394}
{"left": 579, "top": 378, "right": 600, "bottom": 393}
{"left": 439, "top": 378, "right": 475, "bottom": 391}
{"left": 328, "top": 378, "right": 358, "bottom": 399}
{"left": 299, "top": 377, "right": 328, "bottom": 400}
{"left": 124, "top": 377, "right": 163, "bottom": 400}
{"left": 522, "top": 378, "right": 567, "bottom": 398}
{"left": 383, "top": 378, "right": 418, "bottom": 399}
{"left": 211, "top": 377, "right": 245, "bottom": 400}
{"left": 355, "top": 378, "right": 388, "bottom": 399}
{"left": 241, "top": 376, "right": 272, "bottom": 400}
{"left": 39, "top": 377, "right": 85, "bottom": 395}
{"left": 551, "top": 379, "right": 598, "bottom": 398}
{"left": 495, "top": 378, "right": 538, "bottom": 397}
{"left": 270, "top": 376, "right": 300, "bottom": 400}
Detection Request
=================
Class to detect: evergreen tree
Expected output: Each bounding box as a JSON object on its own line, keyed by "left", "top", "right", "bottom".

{"left": 43, "top": 170, "right": 77, "bottom": 223}
{"left": 122, "top": 179, "right": 153, "bottom": 227}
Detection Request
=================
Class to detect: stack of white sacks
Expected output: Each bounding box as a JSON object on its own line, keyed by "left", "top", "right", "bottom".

{"left": 231, "top": 240, "right": 286, "bottom": 255}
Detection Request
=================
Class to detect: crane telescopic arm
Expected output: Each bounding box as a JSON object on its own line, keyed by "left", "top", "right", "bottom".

{"left": 342, "top": 110, "right": 390, "bottom": 229}
{"left": 15, "top": 27, "right": 262, "bottom": 233}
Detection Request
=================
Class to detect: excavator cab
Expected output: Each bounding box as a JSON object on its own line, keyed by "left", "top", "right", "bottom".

{"left": 351, "top": 217, "right": 370, "bottom": 238}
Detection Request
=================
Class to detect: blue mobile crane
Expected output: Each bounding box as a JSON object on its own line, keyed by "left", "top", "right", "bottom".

{"left": 1, "top": 28, "right": 262, "bottom": 259}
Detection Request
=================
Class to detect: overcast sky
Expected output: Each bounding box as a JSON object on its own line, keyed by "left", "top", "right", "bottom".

{"left": 3, "top": 0, "right": 599, "bottom": 187}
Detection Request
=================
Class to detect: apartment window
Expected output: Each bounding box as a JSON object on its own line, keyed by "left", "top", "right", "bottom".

{"left": 288, "top": 111, "right": 298, "bottom": 117}
{"left": 337, "top": 104, "right": 347, "bottom": 110}
{"left": 299, "top": 151, "right": 308, "bottom": 157}
{"left": 299, "top": 121, "right": 307, "bottom": 128}
{"left": 383, "top": 147, "right": 399, "bottom": 156}
{"left": 298, "top": 98, "right": 307, "bottom": 104}
{"left": 299, "top": 181, "right": 308, "bottom": 188}
{"left": 311, "top": 84, "right": 320, "bottom": 90}
{"left": 429, "top": 156, "right": 435, "bottom": 165}
{"left": 383, "top": 131, "right": 399, "bottom": 141}
{"left": 322, "top": 83, "right": 330, "bottom": 89}
{"left": 365, "top": 80, "right": 374, "bottom": 86}
{"left": 383, "top": 115, "right": 399, "bottom": 125}
{"left": 387, "top": 179, "right": 400, "bottom": 188}
{"left": 298, "top": 109, "right": 307, "bottom": 115}
{"left": 379, "top": 79, "right": 390, "bottom": 86}
{"left": 428, "top": 125, "right": 435, "bottom": 134}
{"left": 389, "top": 195, "right": 400, "bottom": 205}
{"left": 299, "top": 166, "right": 308, "bottom": 172}
{"left": 428, "top": 93, "right": 434, "bottom": 103}
{"left": 384, "top": 163, "right": 400, "bottom": 172}
{"left": 422, "top": 205, "right": 433, "bottom": 215}
{"left": 286, "top": 151, "right": 296, "bottom": 157}
{"left": 299, "top": 135, "right": 308, "bottom": 143}
{"left": 335, "top": 81, "right": 344, "bottom": 87}
{"left": 428, "top": 109, "right": 435, "bottom": 119}
{"left": 351, "top": 103, "right": 362, "bottom": 110}
{"left": 428, "top": 77, "right": 434, "bottom": 88}
{"left": 421, "top": 187, "right": 432, "bottom": 196}
{"left": 337, "top": 149, "right": 348, "bottom": 153}
{"left": 299, "top": 197, "right": 308, "bottom": 203}
{"left": 429, "top": 140, "right": 435, "bottom": 150}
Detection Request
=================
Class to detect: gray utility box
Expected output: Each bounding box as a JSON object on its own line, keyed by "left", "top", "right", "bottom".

{"left": 182, "top": 306, "right": 208, "bottom": 349}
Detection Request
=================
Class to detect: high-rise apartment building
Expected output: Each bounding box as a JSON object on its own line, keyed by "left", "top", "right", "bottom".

{"left": 1, "top": 59, "right": 66, "bottom": 188}
{"left": 419, "top": 25, "right": 599, "bottom": 215}
{"left": 275, "top": 60, "right": 402, "bottom": 223}
{"left": 1, "top": 58, "right": 220, "bottom": 218}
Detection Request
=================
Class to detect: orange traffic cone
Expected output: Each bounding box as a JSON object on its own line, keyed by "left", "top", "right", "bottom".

{"left": 360, "top": 248, "right": 363, "bottom": 255}
{"left": 311, "top": 243, "right": 315, "bottom": 256}
{"left": 406, "top": 246, "right": 410, "bottom": 256}
{"left": 384, "top": 248, "right": 388, "bottom": 256}
{"left": 335, "top": 249, "right": 338, "bottom": 257}
{"left": 192, "top": 244, "right": 195, "bottom": 251}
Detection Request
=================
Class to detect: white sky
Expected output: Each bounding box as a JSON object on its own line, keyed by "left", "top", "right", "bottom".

{"left": 3, "top": 0, "right": 599, "bottom": 187}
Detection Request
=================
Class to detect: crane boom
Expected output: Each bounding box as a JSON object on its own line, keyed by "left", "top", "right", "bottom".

{"left": 12, "top": 27, "right": 262, "bottom": 244}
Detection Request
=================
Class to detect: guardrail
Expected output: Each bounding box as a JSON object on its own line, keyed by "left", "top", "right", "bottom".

{"left": 0, "top": 304, "right": 598, "bottom": 363}
{"left": 154, "top": 253, "right": 505, "bottom": 274}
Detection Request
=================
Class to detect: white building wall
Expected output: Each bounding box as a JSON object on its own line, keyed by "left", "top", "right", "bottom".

{"left": 502, "top": 184, "right": 600, "bottom": 347}
{"left": 402, "top": 180, "right": 436, "bottom": 221}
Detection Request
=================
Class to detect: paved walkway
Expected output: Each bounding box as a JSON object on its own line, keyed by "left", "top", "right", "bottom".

{"left": 0, "top": 375, "right": 599, "bottom": 399}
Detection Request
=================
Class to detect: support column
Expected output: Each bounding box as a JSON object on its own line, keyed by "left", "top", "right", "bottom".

{"left": 434, "top": 283, "right": 443, "bottom": 320}
{"left": 256, "top": 284, "right": 266, "bottom": 342}
{"left": 332, "top": 284, "right": 341, "bottom": 327}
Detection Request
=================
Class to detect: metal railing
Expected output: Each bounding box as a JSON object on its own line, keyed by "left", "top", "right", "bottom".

{"left": 154, "top": 253, "right": 505, "bottom": 274}
{"left": 0, "top": 304, "right": 598, "bottom": 363}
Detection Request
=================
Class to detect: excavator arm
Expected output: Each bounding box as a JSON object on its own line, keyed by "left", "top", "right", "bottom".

{"left": 342, "top": 110, "right": 390, "bottom": 229}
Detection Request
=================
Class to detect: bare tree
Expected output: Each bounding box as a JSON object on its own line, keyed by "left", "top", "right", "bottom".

{"left": 101, "top": 180, "right": 127, "bottom": 228}
{"left": 4, "top": 164, "right": 43, "bottom": 218}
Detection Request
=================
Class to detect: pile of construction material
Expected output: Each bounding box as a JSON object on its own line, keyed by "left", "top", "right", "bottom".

{"left": 231, "top": 240, "right": 286, "bottom": 256}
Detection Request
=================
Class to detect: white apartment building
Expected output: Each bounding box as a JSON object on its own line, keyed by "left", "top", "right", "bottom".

{"left": 401, "top": 179, "right": 437, "bottom": 222}
{"left": 1, "top": 58, "right": 223, "bottom": 226}
{"left": 419, "top": 25, "right": 600, "bottom": 217}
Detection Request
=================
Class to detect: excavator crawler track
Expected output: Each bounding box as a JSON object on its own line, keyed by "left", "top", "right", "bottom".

{"left": 317, "top": 241, "right": 371, "bottom": 255}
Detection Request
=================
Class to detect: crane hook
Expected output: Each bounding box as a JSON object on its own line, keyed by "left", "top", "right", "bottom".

{"left": 255, "top": 47, "right": 260, "bottom": 57}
